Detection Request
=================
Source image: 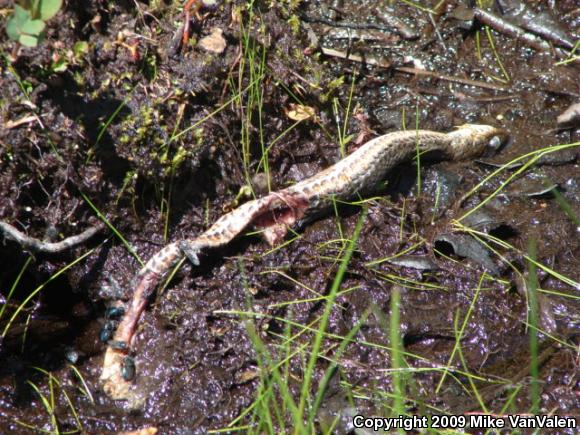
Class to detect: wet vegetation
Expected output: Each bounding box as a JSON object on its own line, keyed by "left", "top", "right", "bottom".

{"left": 0, "top": 0, "right": 578, "bottom": 433}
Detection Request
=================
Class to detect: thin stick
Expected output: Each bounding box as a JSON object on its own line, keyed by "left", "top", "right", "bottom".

{"left": 373, "top": 7, "right": 419, "bottom": 40}
{"left": 473, "top": 8, "right": 551, "bottom": 52}
{"left": 320, "top": 46, "right": 392, "bottom": 68}
{"left": 320, "top": 47, "right": 509, "bottom": 91}
{"left": 0, "top": 221, "right": 104, "bottom": 253}
{"left": 300, "top": 15, "right": 398, "bottom": 33}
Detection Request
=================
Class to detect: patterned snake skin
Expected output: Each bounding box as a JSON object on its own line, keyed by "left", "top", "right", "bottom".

{"left": 101, "top": 124, "right": 507, "bottom": 400}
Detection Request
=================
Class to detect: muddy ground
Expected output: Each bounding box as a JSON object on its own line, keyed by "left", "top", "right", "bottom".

{"left": 0, "top": 0, "right": 578, "bottom": 433}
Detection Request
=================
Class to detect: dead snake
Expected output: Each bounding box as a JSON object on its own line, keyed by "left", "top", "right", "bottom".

{"left": 101, "top": 124, "right": 507, "bottom": 400}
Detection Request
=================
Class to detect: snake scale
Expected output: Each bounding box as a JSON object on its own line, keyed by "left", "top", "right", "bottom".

{"left": 101, "top": 124, "right": 507, "bottom": 400}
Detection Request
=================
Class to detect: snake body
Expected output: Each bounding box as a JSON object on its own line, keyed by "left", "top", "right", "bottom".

{"left": 101, "top": 124, "right": 507, "bottom": 400}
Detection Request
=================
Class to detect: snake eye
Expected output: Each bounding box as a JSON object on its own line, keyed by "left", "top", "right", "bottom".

{"left": 488, "top": 135, "right": 502, "bottom": 150}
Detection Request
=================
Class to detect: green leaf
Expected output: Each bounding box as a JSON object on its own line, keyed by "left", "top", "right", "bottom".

{"left": 19, "top": 34, "right": 40, "bottom": 47}
{"left": 13, "top": 4, "right": 32, "bottom": 24}
{"left": 6, "top": 5, "right": 32, "bottom": 41}
{"left": 37, "top": 0, "right": 62, "bottom": 20}
{"left": 52, "top": 57, "right": 68, "bottom": 72}
{"left": 6, "top": 17, "right": 21, "bottom": 41}
{"left": 21, "top": 19, "right": 46, "bottom": 36}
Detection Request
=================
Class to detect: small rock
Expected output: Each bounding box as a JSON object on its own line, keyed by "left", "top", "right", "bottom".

{"left": 198, "top": 28, "right": 227, "bottom": 54}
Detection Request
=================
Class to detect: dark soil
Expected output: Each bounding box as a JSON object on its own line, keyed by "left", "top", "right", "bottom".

{"left": 0, "top": 0, "right": 578, "bottom": 433}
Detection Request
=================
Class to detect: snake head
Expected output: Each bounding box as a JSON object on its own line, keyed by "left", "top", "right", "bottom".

{"left": 450, "top": 124, "right": 509, "bottom": 159}
{"left": 179, "top": 240, "right": 201, "bottom": 265}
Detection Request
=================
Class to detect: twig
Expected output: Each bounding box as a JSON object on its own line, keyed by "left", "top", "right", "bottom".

{"left": 495, "top": 0, "right": 574, "bottom": 49}
{"left": 181, "top": 0, "right": 199, "bottom": 47}
{"left": 0, "top": 221, "right": 104, "bottom": 253}
{"left": 473, "top": 8, "right": 552, "bottom": 52}
{"left": 373, "top": 7, "right": 419, "bottom": 40}
{"left": 4, "top": 115, "right": 37, "bottom": 129}
{"left": 427, "top": 13, "right": 446, "bottom": 50}
{"left": 394, "top": 66, "right": 509, "bottom": 91}
{"left": 300, "top": 14, "right": 398, "bottom": 33}
{"left": 320, "top": 47, "right": 509, "bottom": 91}
{"left": 320, "top": 46, "right": 391, "bottom": 68}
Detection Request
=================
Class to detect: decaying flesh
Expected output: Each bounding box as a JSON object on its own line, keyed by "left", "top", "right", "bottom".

{"left": 101, "top": 124, "right": 508, "bottom": 400}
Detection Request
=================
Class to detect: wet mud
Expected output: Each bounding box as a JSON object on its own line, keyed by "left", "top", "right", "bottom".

{"left": 0, "top": 0, "right": 578, "bottom": 433}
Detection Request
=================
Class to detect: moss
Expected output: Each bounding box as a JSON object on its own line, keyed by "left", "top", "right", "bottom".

{"left": 287, "top": 14, "right": 300, "bottom": 35}
{"left": 320, "top": 76, "right": 345, "bottom": 103}
{"left": 114, "top": 98, "right": 204, "bottom": 183}
{"left": 73, "top": 71, "right": 85, "bottom": 87}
